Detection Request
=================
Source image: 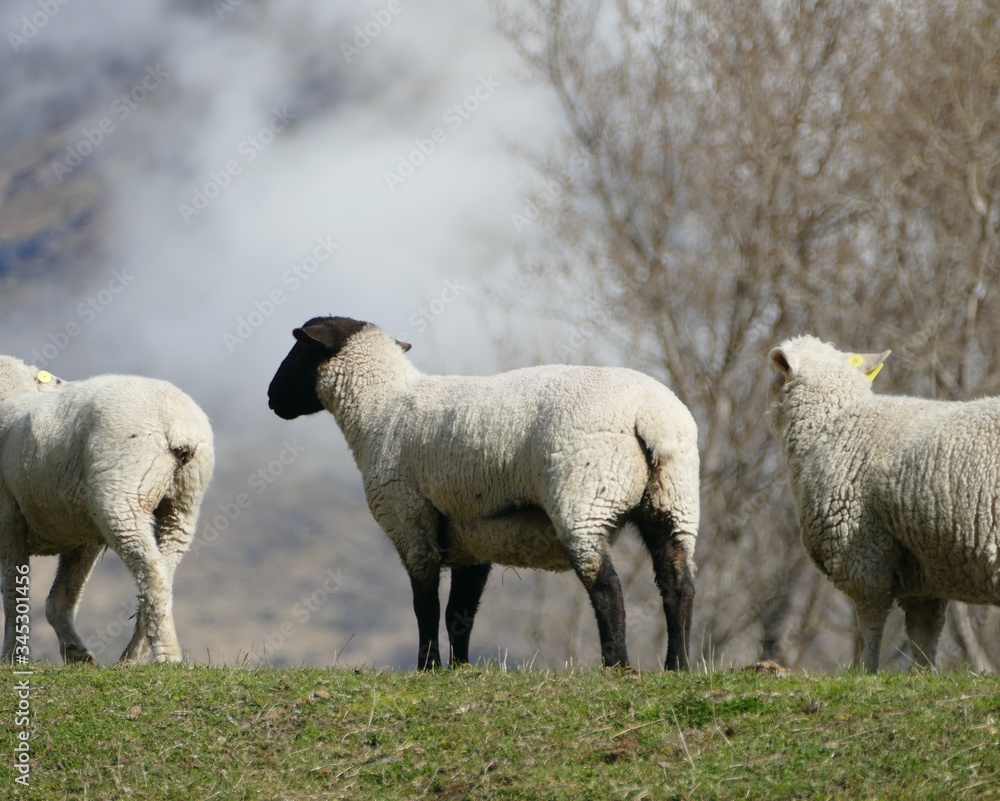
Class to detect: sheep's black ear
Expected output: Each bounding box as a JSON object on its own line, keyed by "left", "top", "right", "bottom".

{"left": 770, "top": 347, "right": 797, "bottom": 378}
{"left": 293, "top": 317, "right": 368, "bottom": 356}
{"left": 396, "top": 339, "right": 412, "bottom": 352}
{"left": 293, "top": 324, "right": 336, "bottom": 350}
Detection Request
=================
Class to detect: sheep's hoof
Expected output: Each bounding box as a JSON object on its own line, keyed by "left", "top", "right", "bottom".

{"left": 151, "top": 653, "right": 184, "bottom": 665}
{"left": 64, "top": 644, "right": 95, "bottom": 664}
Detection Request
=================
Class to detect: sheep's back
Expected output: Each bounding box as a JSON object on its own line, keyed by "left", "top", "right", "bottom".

{"left": 385, "top": 364, "right": 688, "bottom": 520}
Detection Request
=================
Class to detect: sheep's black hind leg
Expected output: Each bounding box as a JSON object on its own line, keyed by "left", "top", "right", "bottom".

{"left": 588, "top": 557, "right": 628, "bottom": 668}
{"left": 561, "top": 536, "right": 628, "bottom": 668}
{"left": 638, "top": 523, "right": 695, "bottom": 670}
{"left": 445, "top": 563, "right": 491, "bottom": 666}
{"left": 901, "top": 597, "right": 947, "bottom": 668}
{"left": 409, "top": 572, "right": 442, "bottom": 670}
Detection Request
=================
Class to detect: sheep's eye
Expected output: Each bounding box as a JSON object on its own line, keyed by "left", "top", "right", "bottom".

{"left": 36, "top": 370, "right": 53, "bottom": 384}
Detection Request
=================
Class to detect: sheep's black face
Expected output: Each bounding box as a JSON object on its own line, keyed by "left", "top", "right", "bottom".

{"left": 267, "top": 316, "right": 369, "bottom": 419}
{"left": 268, "top": 339, "right": 326, "bottom": 419}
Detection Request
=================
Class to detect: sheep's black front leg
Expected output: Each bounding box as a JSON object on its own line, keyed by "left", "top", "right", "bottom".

{"left": 445, "top": 563, "right": 491, "bottom": 666}
{"left": 639, "top": 525, "right": 695, "bottom": 670}
{"left": 409, "top": 572, "right": 442, "bottom": 669}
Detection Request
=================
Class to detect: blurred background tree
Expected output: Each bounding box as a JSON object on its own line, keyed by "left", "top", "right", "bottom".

{"left": 495, "top": 0, "right": 1000, "bottom": 670}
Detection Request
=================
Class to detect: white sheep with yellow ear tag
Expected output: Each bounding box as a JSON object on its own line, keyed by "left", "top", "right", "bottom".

{"left": 768, "top": 334, "right": 1000, "bottom": 673}
{"left": 0, "top": 355, "right": 214, "bottom": 664}
{"left": 0, "top": 360, "right": 68, "bottom": 403}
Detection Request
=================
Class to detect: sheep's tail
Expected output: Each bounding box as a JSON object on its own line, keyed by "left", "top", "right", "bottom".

{"left": 124, "top": 395, "right": 213, "bottom": 532}
{"left": 634, "top": 402, "right": 699, "bottom": 671}
{"left": 162, "top": 411, "right": 215, "bottom": 512}
{"left": 125, "top": 411, "right": 215, "bottom": 562}
{"left": 633, "top": 404, "right": 700, "bottom": 545}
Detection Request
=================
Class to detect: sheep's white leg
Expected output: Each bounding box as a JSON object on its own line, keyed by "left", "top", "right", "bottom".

{"left": 152, "top": 498, "right": 197, "bottom": 579}
{"left": 119, "top": 501, "right": 197, "bottom": 664}
{"left": 45, "top": 543, "right": 102, "bottom": 663}
{"left": 0, "top": 512, "right": 29, "bottom": 661}
{"left": 853, "top": 600, "right": 891, "bottom": 673}
{"left": 445, "top": 563, "right": 491, "bottom": 666}
{"left": 900, "top": 597, "right": 947, "bottom": 669}
{"left": 637, "top": 523, "right": 696, "bottom": 670}
{"left": 108, "top": 520, "right": 182, "bottom": 664}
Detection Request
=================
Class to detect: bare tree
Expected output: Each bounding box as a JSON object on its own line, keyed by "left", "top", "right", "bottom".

{"left": 495, "top": 0, "right": 1000, "bottom": 670}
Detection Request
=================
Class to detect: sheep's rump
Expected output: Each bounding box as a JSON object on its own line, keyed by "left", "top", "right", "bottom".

{"left": 0, "top": 375, "right": 213, "bottom": 554}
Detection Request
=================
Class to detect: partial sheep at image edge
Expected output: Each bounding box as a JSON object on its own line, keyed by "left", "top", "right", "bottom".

{"left": 769, "top": 335, "right": 1000, "bottom": 672}
{"left": 0, "top": 356, "right": 214, "bottom": 664}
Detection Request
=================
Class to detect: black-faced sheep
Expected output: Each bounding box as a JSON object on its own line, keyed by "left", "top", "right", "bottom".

{"left": 268, "top": 316, "right": 699, "bottom": 670}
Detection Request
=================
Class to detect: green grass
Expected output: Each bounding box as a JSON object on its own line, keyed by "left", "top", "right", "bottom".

{"left": 2, "top": 663, "right": 999, "bottom": 799}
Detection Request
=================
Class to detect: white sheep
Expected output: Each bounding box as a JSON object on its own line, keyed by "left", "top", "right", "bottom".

{"left": 267, "top": 316, "right": 699, "bottom": 670}
{"left": 768, "top": 335, "right": 1000, "bottom": 672}
{"left": 0, "top": 356, "right": 214, "bottom": 664}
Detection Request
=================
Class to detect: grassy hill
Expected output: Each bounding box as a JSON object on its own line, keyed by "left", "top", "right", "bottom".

{"left": 2, "top": 663, "right": 998, "bottom": 799}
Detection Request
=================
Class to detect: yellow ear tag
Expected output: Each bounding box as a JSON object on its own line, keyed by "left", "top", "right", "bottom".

{"left": 848, "top": 354, "right": 883, "bottom": 382}
{"left": 865, "top": 363, "right": 884, "bottom": 382}
{"left": 36, "top": 370, "right": 53, "bottom": 384}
